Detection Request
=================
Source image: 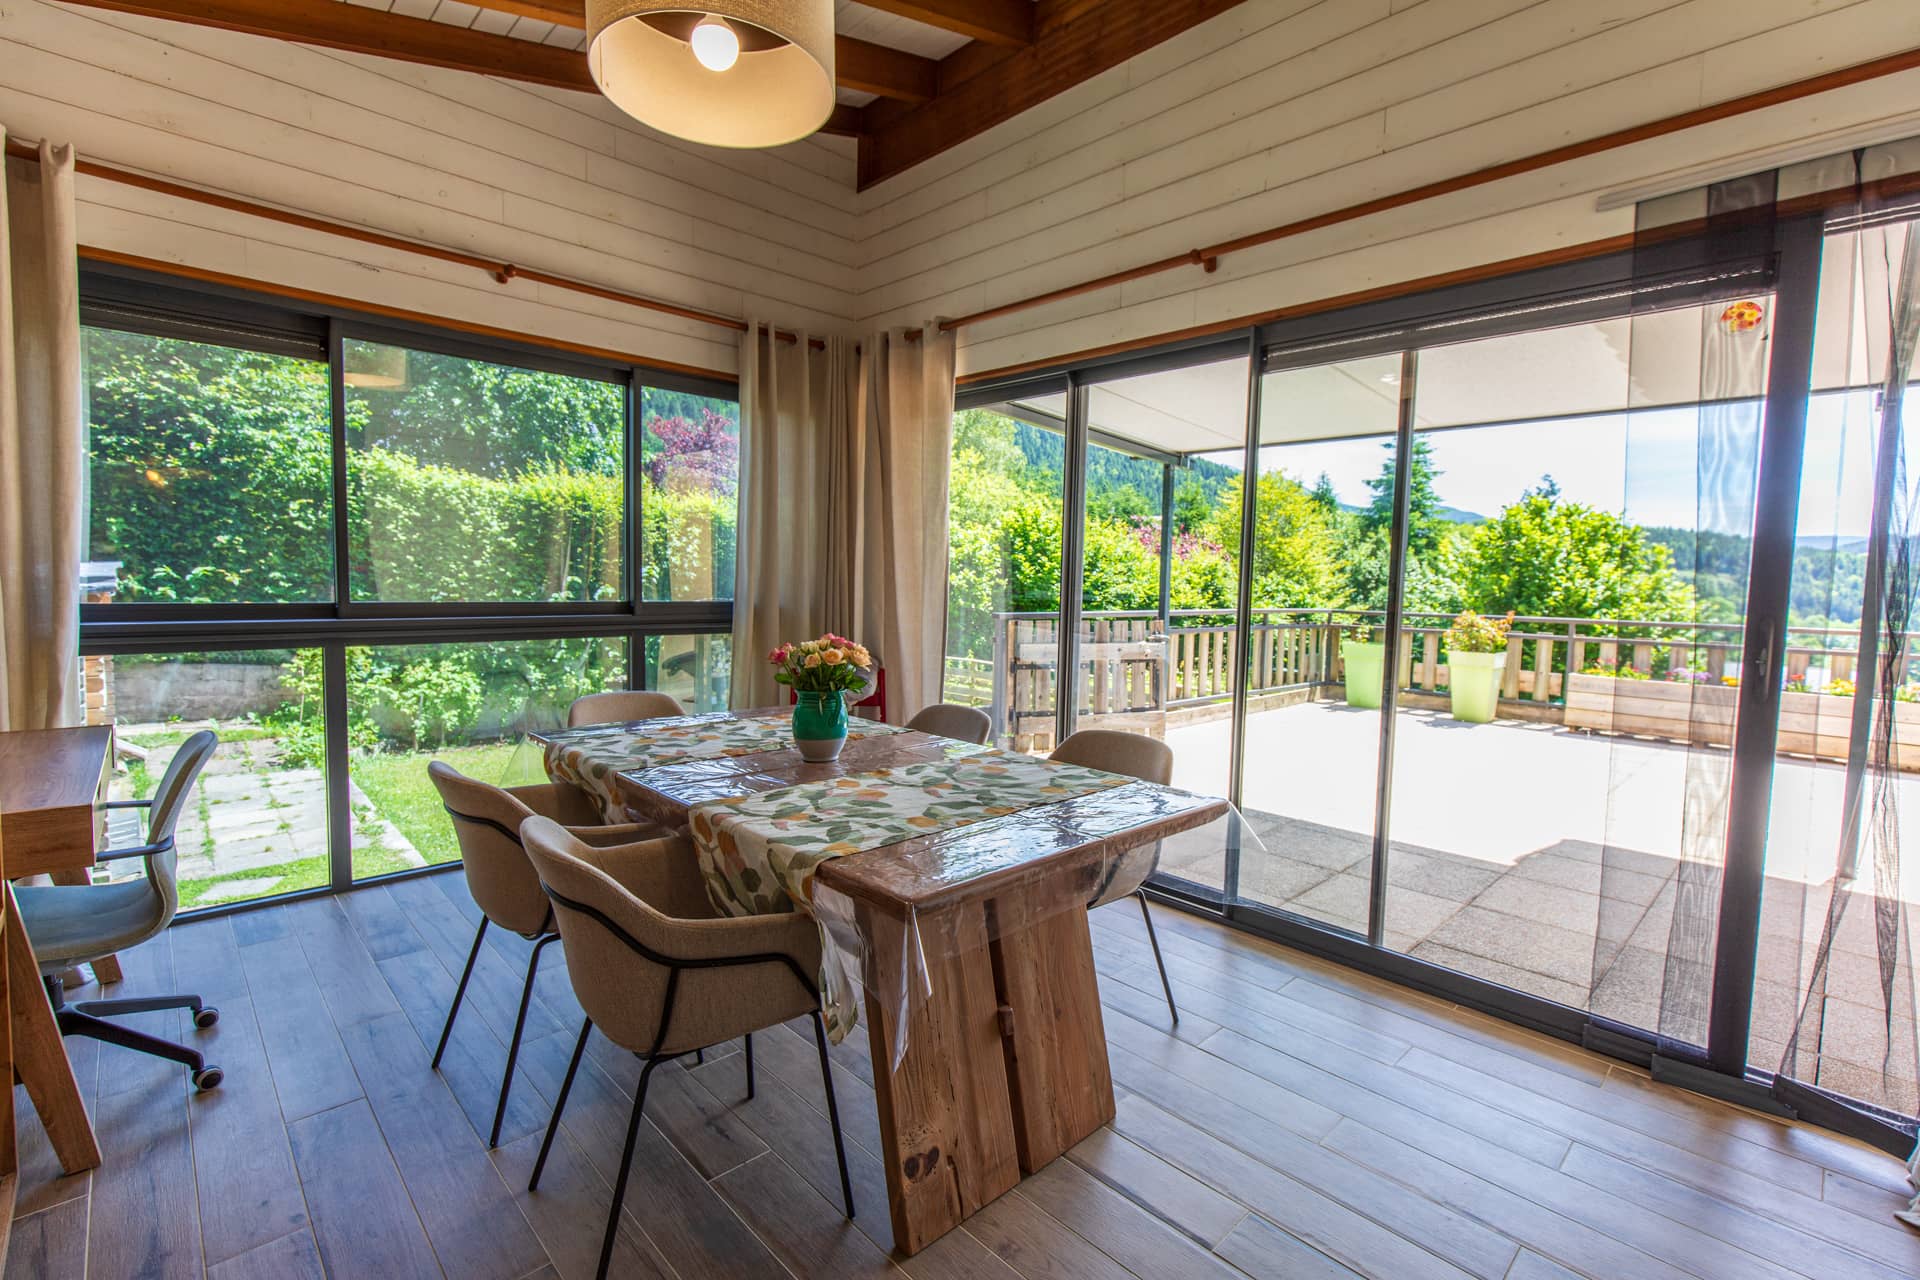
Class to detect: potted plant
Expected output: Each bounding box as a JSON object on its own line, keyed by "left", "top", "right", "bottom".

{"left": 769, "top": 633, "right": 874, "bottom": 762}
{"left": 1443, "top": 611, "right": 1512, "bottom": 723}
{"left": 1340, "top": 622, "right": 1386, "bottom": 709}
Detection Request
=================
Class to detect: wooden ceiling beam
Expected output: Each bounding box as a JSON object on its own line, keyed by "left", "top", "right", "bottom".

{"left": 820, "top": 104, "right": 867, "bottom": 137}
{"left": 849, "top": 0, "right": 1033, "bottom": 47}
{"left": 835, "top": 35, "right": 938, "bottom": 104}
{"left": 859, "top": 0, "right": 1254, "bottom": 188}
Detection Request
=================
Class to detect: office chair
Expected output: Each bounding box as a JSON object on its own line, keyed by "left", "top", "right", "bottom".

{"left": 16, "top": 729, "right": 223, "bottom": 1090}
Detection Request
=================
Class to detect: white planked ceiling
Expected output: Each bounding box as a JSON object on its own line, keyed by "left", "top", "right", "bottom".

{"left": 333, "top": 1, "right": 980, "bottom": 60}
{"left": 338, "top": 0, "right": 591, "bottom": 49}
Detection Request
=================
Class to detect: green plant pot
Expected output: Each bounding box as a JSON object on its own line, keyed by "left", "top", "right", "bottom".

{"left": 1447, "top": 650, "right": 1507, "bottom": 723}
{"left": 1341, "top": 640, "right": 1385, "bottom": 709}
{"left": 792, "top": 690, "right": 849, "bottom": 762}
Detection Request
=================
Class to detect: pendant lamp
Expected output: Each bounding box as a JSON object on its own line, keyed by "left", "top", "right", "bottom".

{"left": 585, "top": 1, "right": 836, "bottom": 148}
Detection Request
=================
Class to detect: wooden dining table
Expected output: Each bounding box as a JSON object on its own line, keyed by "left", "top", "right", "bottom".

{"left": 536, "top": 708, "right": 1228, "bottom": 1255}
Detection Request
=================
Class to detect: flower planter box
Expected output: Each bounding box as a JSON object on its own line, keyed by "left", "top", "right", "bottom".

{"left": 1564, "top": 674, "right": 1920, "bottom": 772}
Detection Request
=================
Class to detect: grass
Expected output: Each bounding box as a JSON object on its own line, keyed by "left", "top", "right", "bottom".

{"left": 350, "top": 741, "right": 521, "bottom": 866}
{"left": 150, "top": 727, "right": 530, "bottom": 910}
{"left": 129, "top": 725, "right": 277, "bottom": 749}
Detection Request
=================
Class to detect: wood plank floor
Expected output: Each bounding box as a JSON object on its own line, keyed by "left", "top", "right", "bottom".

{"left": 8, "top": 871, "right": 1919, "bottom": 1280}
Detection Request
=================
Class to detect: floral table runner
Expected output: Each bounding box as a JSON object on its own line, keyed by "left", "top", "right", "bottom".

{"left": 686, "top": 749, "right": 1133, "bottom": 1040}
{"left": 543, "top": 711, "right": 906, "bottom": 821}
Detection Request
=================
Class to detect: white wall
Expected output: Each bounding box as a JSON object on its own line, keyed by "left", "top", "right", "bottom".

{"left": 4, "top": 0, "right": 1920, "bottom": 381}
{"left": 0, "top": 0, "right": 862, "bottom": 378}
{"left": 848, "top": 0, "right": 1920, "bottom": 377}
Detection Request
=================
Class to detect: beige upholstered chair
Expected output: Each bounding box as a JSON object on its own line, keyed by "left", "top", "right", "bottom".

{"left": 906, "top": 702, "right": 993, "bottom": 745}
{"left": 426, "top": 763, "right": 660, "bottom": 1146}
{"left": 567, "top": 689, "right": 685, "bottom": 727}
{"left": 1050, "top": 729, "right": 1180, "bottom": 1024}
{"left": 520, "top": 817, "right": 853, "bottom": 1280}
{"left": 18, "top": 730, "right": 224, "bottom": 1090}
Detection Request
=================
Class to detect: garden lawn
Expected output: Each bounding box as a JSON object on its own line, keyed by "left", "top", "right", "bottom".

{"left": 350, "top": 741, "right": 524, "bottom": 867}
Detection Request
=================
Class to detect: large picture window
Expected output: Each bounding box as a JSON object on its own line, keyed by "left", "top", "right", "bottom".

{"left": 78, "top": 269, "right": 738, "bottom": 915}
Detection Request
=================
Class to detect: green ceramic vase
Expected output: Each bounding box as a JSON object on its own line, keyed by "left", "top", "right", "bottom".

{"left": 792, "top": 690, "right": 849, "bottom": 762}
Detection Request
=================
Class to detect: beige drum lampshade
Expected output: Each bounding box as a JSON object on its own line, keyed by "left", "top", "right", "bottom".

{"left": 585, "top": 0, "right": 836, "bottom": 149}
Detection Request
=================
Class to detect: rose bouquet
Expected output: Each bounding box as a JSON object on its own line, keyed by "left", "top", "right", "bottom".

{"left": 771, "top": 634, "right": 873, "bottom": 761}
{"left": 768, "top": 634, "right": 873, "bottom": 693}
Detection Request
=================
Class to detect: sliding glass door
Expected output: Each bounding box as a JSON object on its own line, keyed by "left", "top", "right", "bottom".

{"left": 942, "top": 172, "right": 1920, "bottom": 1144}
{"left": 1230, "top": 353, "right": 1401, "bottom": 931}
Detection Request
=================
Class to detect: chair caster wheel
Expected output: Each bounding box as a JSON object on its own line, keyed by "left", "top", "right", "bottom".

{"left": 193, "top": 1007, "right": 220, "bottom": 1029}
{"left": 193, "top": 1065, "right": 224, "bottom": 1091}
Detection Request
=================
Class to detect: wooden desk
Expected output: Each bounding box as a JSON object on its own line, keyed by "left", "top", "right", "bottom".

{"left": 540, "top": 711, "right": 1228, "bottom": 1254}
{"left": 0, "top": 726, "right": 109, "bottom": 1182}
{"left": 0, "top": 726, "right": 113, "bottom": 879}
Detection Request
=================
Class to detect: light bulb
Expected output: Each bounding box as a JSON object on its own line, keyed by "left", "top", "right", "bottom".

{"left": 690, "top": 15, "right": 739, "bottom": 72}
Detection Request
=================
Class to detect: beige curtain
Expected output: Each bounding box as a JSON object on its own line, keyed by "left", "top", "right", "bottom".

{"left": 824, "top": 325, "right": 957, "bottom": 724}
{"left": 731, "top": 321, "right": 957, "bottom": 722}
{"left": 731, "top": 321, "right": 857, "bottom": 708}
{"left": 0, "top": 131, "right": 83, "bottom": 733}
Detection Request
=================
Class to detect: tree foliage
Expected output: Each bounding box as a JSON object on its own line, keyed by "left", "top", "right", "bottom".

{"left": 1454, "top": 487, "right": 1692, "bottom": 622}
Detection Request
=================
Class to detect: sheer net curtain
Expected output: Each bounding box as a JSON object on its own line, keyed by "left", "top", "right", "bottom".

{"left": 0, "top": 129, "right": 83, "bottom": 733}
{"left": 1773, "top": 203, "right": 1920, "bottom": 1158}
{"left": 731, "top": 321, "right": 956, "bottom": 721}
{"left": 1587, "top": 175, "right": 1776, "bottom": 1050}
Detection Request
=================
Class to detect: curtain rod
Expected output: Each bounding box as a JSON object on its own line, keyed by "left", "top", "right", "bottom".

{"left": 8, "top": 42, "right": 1915, "bottom": 352}
{"left": 1, "top": 134, "right": 849, "bottom": 351}
{"left": 935, "top": 42, "right": 1920, "bottom": 332}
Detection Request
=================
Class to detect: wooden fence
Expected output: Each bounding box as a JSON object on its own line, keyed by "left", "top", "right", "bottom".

{"left": 959, "top": 609, "right": 1904, "bottom": 753}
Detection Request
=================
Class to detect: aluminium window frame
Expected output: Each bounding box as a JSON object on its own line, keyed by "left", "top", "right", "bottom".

{"left": 77, "top": 263, "right": 740, "bottom": 910}
{"left": 953, "top": 219, "right": 1905, "bottom": 1146}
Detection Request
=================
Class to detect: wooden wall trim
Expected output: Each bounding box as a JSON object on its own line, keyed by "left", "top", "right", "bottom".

{"left": 939, "top": 41, "right": 1920, "bottom": 334}
{"left": 3, "top": 136, "right": 847, "bottom": 349}
{"left": 955, "top": 168, "right": 1920, "bottom": 387}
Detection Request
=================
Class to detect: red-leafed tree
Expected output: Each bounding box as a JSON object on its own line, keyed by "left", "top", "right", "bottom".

{"left": 645, "top": 408, "right": 738, "bottom": 495}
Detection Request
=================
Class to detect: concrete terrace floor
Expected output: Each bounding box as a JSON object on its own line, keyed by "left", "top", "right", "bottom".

{"left": 1165, "top": 699, "right": 1920, "bottom": 1114}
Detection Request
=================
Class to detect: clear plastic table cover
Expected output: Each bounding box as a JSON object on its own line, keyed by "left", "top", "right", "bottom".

{"left": 534, "top": 714, "right": 1267, "bottom": 1070}
{"left": 806, "top": 793, "right": 1266, "bottom": 1072}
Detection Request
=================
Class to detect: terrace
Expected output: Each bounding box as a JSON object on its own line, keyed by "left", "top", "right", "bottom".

{"left": 954, "top": 607, "right": 1920, "bottom": 1113}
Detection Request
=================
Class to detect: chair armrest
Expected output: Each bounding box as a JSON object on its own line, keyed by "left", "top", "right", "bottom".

{"left": 507, "top": 780, "right": 603, "bottom": 827}
{"left": 573, "top": 836, "right": 714, "bottom": 920}
{"left": 96, "top": 835, "right": 174, "bottom": 863}
{"left": 102, "top": 799, "right": 153, "bottom": 810}
{"left": 567, "top": 821, "right": 669, "bottom": 848}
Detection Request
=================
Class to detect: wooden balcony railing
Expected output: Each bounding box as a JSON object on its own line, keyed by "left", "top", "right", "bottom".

{"left": 946, "top": 608, "right": 1902, "bottom": 753}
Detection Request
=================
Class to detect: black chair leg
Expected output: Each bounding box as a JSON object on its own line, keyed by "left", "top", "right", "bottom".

{"left": 529, "top": 1017, "right": 590, "bottom": 1192}
{"left": 72, "top": 993, "right": 203, "bottom": 1018}
{"left": 433, "top": 917, "right": 488, "bottom": 1070}
{"left": 744, "top": 1032, "right": 755, "bottom": 1100}
{"left": 1137, "top": 890, "right": 1178, "bottom": 1025}
{"left": 56, "top": 1007, "right": 206, "bottom": 1074}
{"left": 598, "top": 1056, "right": 658, "bottom": 1280}
{"left": 43, "top": 977, "right": 220, "bottom": 1088}
{"left": 489, "top": 932, "right": 557, "bottom": 1148}
{"left": 810, "top": 1012, "right": 855, "bottom": 1220}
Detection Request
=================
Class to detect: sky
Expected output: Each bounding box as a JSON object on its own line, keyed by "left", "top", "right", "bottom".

{"left": 1194, "top": 387, "right": 1911, "bottom": 539}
